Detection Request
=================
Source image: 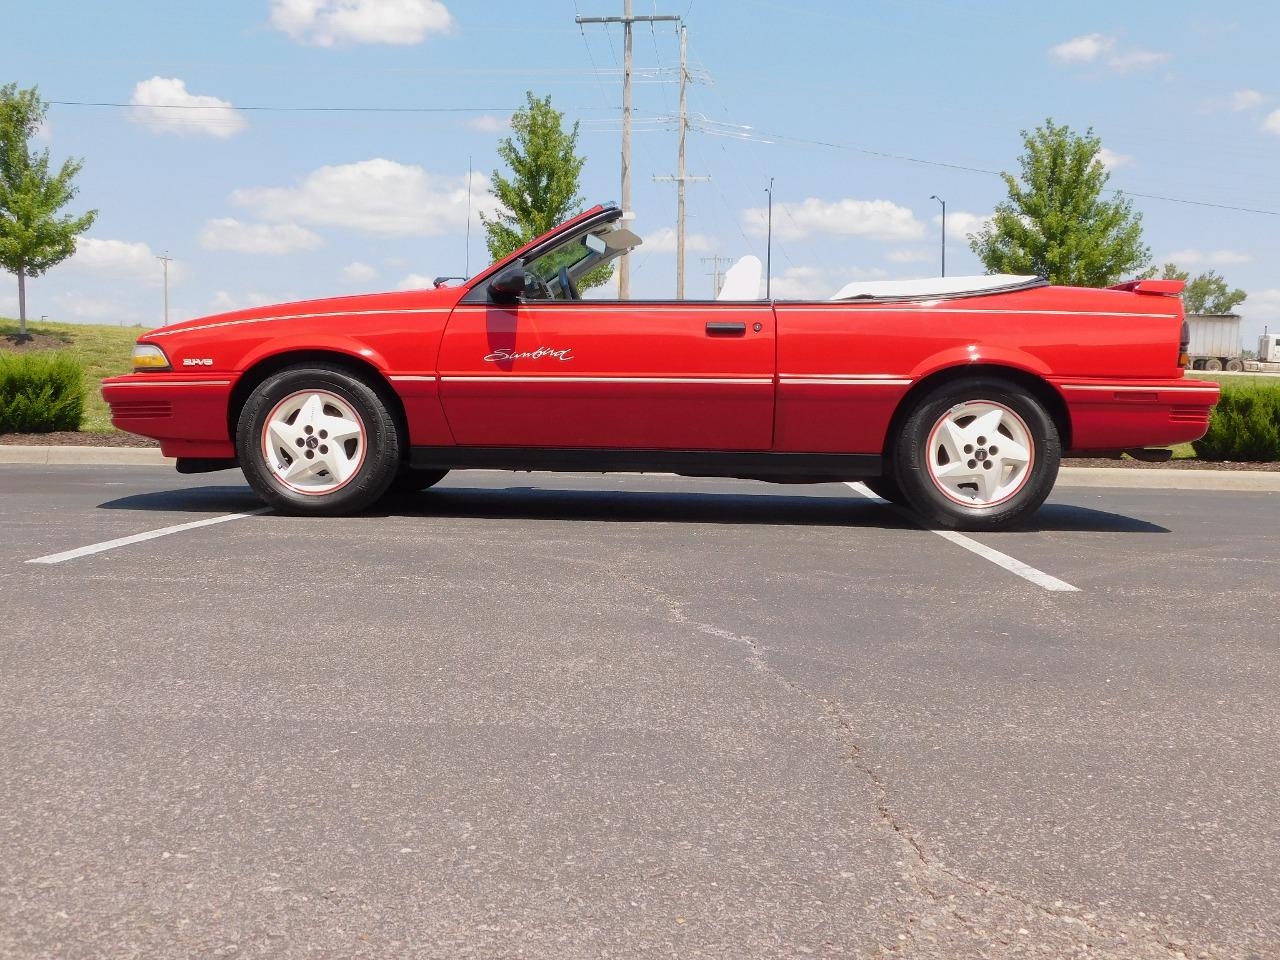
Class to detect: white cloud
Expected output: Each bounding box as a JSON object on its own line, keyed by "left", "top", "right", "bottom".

{"left": 198, "top": 218, "right": 322, "bottom": 255}
{"left": 1228, "top": 89, "right": 1267, "bottom": 111}
{"left": 1262, "top": 109, "right": 1280, "bottom": 135}
{"left": 231, "top": 158, "right": 492, "bottom": 236}
{"left": 210, "top": 290, "right": 277, "bottom": 313}
{"left": 66, "top": 237, "right": 185, "bottom": 287}
{"left": 886, "top": 249, "right": 933, "bottom": 264}
{"left": 270, "top": 0, "right": 454, "bottom": 47}
{"left": 1097, "top": 146, "right": 1135, "bottom": 170}
{"left": 1245, "top": 289, "right": 1280, "bottom": 326}
{"left": 395, "top": 273, "right": 437, "bottom": 291}
{"left": 1049, "top": 33, "right": 1115, "bottom": 63}
{"left": 937, "top": 210, "right": 992, "bottom": 242}
{"left": 743, "top": 197, "right": 925, "bottom": 242}
{"left": 1164, "top": 249, "right": 1253, "bottom": 267}
{"left": 464, "top": 114, "right": 510, "bottom": 133}
{"left": 1106, "top": 48, "right": 1170, "bottom": 72}
{"left": 340, "top": 261, "right": 378, "bottom": 283}
{"left": 1048, "top": 33, "right": 1168, "bottom": 72}
{"left": 641, "top": 227, "right": 714, "bottom": 254}
{"left": 127, "top": 77, "right": 246, "bottom": 138}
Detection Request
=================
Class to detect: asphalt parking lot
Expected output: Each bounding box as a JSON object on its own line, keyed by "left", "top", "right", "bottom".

{"left": 2, "top": 464, "right": 1278, "bottom": 959}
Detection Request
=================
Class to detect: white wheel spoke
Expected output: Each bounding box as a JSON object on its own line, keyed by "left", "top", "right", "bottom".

{"left": 262, "top": 390, "right": 366, "bottom": 496}
{"left": 993, "top": 436, "right": 1030, "bottom": 464}
{"left": 938, "top": 419, "right": 969, "bottom": 464}
{"left": 319, "top": 415, "right": 362, "bottom": 444}
{"left": 283, "top": 452, "right": 322, "bottom": 484}
{"left": 969, "top": 408, "right": 1004, "bottom": 444}
{"left": 298, "top": 393, "right": 326, "bottom": 427}
{"left": 267, "top": 419, "right": 299, "bottom": 457}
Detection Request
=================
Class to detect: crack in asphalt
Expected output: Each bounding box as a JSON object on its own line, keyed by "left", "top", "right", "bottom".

{"left": 631, "top": 579, "right": 1218, "bottom": 959}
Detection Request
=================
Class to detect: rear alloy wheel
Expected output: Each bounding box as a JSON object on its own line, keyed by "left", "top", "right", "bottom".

{"left": 893, "top": 379, "right": 1060, "bottom": 530}
{"left": 238, "top": 364, "right": 401, "bottom": 515}
{"left": 1203, "top": 358, "right": 1224, "bottom": 372}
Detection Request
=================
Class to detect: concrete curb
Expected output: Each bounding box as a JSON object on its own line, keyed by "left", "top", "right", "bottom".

{"left": 1055, "top": 466, "right": 1280, "bottom": 492}
{"left": 0, "top": 445, "right": 173, "bottom": 466}
{"left": 1, "top": 445, "right": 1278, "bottom": 492}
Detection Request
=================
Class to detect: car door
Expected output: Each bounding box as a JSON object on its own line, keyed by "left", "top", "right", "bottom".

{"left": 437, "top": 298, "right": 776, "bottom": 450}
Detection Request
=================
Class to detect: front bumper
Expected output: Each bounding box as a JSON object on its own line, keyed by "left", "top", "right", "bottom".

{"left": 101, "top": 374, "right": 237, "bottom": 459}
{"left": 1054, "top": 378, "right": 1221, "bottom": 451}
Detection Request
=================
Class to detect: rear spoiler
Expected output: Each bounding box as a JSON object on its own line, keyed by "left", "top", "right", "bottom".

{"left": 1109, "top": 279, "right": 1185, "bottom": 296}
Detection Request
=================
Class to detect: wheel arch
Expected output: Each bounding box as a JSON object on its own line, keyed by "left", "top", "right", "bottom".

{"left": 883, "top": 363, "right": 1071, "bottom": 459}
{"left": 229, "top": 349, "right": 411, "bottom": 459}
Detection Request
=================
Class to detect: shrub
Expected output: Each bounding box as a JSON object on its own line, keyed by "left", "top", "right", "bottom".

{"left": 0, "top": 351, "right": 86, "bottom": 433}
{"left": 1193, "top": 382, "right": 1280, "bottom": 462}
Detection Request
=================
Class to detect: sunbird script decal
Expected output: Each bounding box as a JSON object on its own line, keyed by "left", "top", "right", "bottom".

{"left": 484, "top": 347, "right": 574, "bottom": 362}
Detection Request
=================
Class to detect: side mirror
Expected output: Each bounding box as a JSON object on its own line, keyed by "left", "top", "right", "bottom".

{"left": 489, "top": 261, "right": 527, "bottom": 301}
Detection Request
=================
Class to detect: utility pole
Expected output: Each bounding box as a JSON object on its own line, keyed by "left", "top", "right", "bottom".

{"left": 576, "top": 2, "right": 679, "bottom": 299}
{"left": 764, "top": 178, "right": 774, "bottom": 299}
{"left": 653, "top": 24, "right": 709, "bottom": 299}
{"left": 930, "top": 194, "right": 946, "bottom": 277}
{"left": 700, "top": 254, "right": 732, "bottom": 298}
{"left": 156, "top": 252, "right": 173, "bottom": 326}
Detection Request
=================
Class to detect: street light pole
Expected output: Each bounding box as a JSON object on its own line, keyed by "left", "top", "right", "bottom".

{"left": 930, "top": 195, "right": 946, "bottom": 277}
{"left": 156, "top": 252, "right": 173, "bottom": 326}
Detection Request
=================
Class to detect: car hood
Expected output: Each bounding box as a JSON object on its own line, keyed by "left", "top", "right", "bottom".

{"left": 145, "top": 286, "right": 464, "bottom": 338}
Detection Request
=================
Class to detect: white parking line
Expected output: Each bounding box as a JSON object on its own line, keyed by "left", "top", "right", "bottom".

{"left": 845, "top": 483, "right": 1080, "bottom": 592}
{"left": 26, "top": 509, "right": 271, "bottom": 565}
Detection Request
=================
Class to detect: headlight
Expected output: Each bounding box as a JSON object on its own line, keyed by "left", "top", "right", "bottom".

{"left": 132, "top": 344, "right": 171, "bottom": 371}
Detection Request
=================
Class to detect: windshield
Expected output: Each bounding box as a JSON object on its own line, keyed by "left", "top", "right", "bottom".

{"left": 523, "top": 222, "right": 642, "bottom": 301}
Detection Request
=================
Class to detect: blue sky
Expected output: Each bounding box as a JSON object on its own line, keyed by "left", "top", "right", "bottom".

{"left": 6, "top": 0, "right": 1279, "bottom": 344}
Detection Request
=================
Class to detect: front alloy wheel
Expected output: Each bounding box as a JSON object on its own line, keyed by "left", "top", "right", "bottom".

{"left": 238, "top": 364, "right": 401, "bottom": 515}
{"left": 262, "top": 390, "right": 367, "bottom": 495}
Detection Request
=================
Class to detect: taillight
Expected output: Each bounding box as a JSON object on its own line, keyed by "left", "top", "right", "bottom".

{"left": 1178, "top": 320, "right": 1190, "bottom": 370}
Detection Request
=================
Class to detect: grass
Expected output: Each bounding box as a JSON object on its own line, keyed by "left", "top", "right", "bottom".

{"left": 0, "top": 318, "right": 145, "bottom": 431}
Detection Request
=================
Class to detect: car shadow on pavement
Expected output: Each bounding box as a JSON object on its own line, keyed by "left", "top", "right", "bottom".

{"left": 1003, "top": 502, "right": 1169, "bottom": 534}
{"left": 375, "top": 486, "right": 1169, "bottom": 533}
{"left": 97, "top": 485, "right": 263, "bottom": 514}
{"left": 94, "top": 483, "right": 1169, "bottom": 534}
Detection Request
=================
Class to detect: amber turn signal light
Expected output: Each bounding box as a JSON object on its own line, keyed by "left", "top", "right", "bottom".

{"left": 132, "top": 344, "right": 171, "bottom": 371}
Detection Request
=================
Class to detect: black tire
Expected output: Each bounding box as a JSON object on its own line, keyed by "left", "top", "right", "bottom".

{"left": 384, "top": 468, "right": 449, "bottom": 498}
{"left": 237, "top": 364, "right": 401, "bottom": 515}
{"left": 892, "top": 378, "right": 1060, "bottom": 531}
{"left": 862, "top": 474, "right": 906, "bottom": 504}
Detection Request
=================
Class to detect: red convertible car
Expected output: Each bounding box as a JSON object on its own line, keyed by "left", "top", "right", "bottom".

{"left": 103, "top": 203, "right": 1218, "bottom": 529}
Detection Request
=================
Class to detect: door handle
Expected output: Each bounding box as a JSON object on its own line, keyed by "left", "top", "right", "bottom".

{"left": 705, "top": 321, "right": 746, "bottom": 336}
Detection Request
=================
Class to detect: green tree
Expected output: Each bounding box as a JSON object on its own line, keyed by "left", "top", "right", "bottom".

{"left": 0, "top": 83, "right": 97, "bottom": 337}
{"left": 970, "top": 119, "right": 1149, "bottom": 287}
{"left": 1146, "top": 262, "right": 1247, "bottom": 315}
{"left": 480, "top": 91, "right": 611, "bottom": 290}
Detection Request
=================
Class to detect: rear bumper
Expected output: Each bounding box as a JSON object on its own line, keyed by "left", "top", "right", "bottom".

{"left": 101, "top": 374, "right": 237, "bottom": 459}
{"left": 1054, "top": 378, "right": 1220, "bottom": 451}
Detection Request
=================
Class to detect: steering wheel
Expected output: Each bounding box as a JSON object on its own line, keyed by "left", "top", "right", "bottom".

{"left": 558, "top": 265, "right": 581, "bottom": 302}
{"left": 524, "top": 271, "right": 553, "bottom": 301}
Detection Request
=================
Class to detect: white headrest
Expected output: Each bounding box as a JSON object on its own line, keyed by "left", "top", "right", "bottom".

{"left": 717, "top": 255, "right": 763, "bottom": 300}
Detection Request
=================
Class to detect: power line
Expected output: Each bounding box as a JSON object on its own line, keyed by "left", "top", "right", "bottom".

{"left": 50, "top": 100, "right": 548, "bottom": 114}
{"left": 47, "top": 99, "right": 1280, "bottom": 218}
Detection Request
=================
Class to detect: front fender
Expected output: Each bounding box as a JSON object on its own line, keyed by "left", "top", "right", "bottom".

{"left": 236, "top": 334, "right": 393, "bottom": 376}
